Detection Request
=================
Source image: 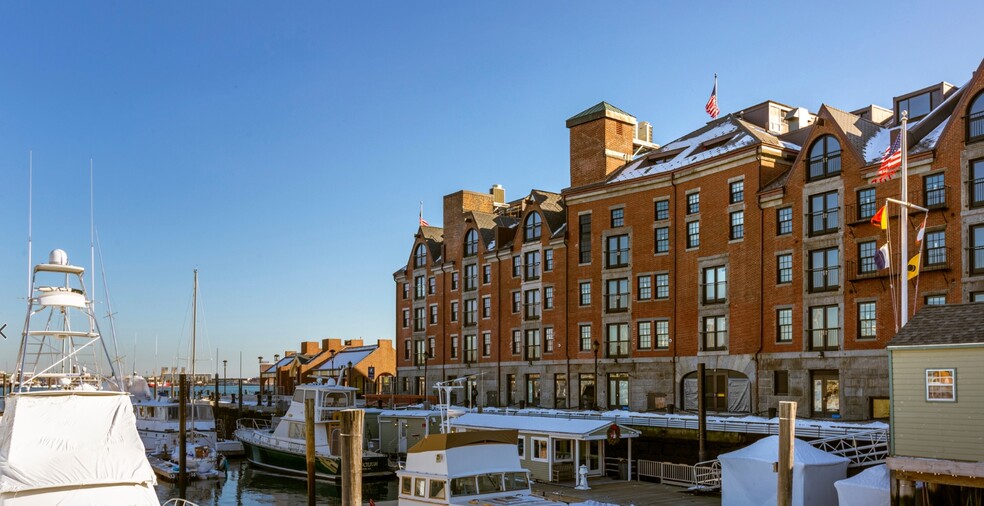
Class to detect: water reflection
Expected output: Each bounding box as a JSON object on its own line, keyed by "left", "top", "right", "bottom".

{"left": 156, "top": 459, "right": 398, "bottom": 505}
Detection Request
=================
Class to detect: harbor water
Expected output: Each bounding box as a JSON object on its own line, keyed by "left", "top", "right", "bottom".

{"left": 155, "top": 459, "right": 398, "bottom": 505}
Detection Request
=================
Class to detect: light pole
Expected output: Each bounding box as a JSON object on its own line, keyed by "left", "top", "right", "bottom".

{"left": 273, "top": 354, "right": 280, "bottom": 396}
{"left": 257, "top": 356, "right": 263, "bottom": 403}
{"left": 222, "top": 359, "right": 227, "bottom": 392}
{"left": 347, "top": 361, "right": 353, "bottom": 388}
{"left": 329, "top": 349, "right": 337, "bottom": 382}
{"left": 592, "top": 340, "right": 600, "bottom": 410}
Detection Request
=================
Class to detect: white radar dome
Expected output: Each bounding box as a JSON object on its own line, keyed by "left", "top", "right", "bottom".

{"left": 49, "top": 249, "right": 69, "bottom": 265}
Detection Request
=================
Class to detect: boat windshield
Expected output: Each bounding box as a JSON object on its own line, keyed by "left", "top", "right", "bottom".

{"left": 504, "top": 471, "right": 530, "bottom": 491}
{"left": 450, "top": 472, "right": 527, "bottom": 497}
{"left": 321, "top": 391, "right": 349, "bottom": 408}
{"left": 476, "top": 473, "right": 504, "bottom": 494}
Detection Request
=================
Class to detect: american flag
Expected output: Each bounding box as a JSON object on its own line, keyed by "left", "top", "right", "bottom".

{"left": 705, "top": 75, "right": 719, "bottom": 119}
{"left": 419, "top": 216, "right": 429, "bottom": 227}
{"left": 870, "top": 134, "right": 902, "bottom": 184}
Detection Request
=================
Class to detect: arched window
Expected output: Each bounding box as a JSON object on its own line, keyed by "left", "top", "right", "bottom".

{"left": 464, "top": 229, "right": 479, "bottom": 257}
{"left": 968, "top": 91, "right": 984, "bottom": 142}
{"left": 524, "top": 212, "right": 542, "bottom": 242}
{"left": 413, "top": 244, "right": 427, "bottom": 268}
{"left": 807, "top": 135, "right": 841, "bottom": 181}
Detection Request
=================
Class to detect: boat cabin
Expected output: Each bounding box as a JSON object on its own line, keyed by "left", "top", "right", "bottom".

{"left": 272, "top": 380, "right": 358, "bottom": 454}
{"left": 378, "top": 409, "right": 443, "bottom": 455}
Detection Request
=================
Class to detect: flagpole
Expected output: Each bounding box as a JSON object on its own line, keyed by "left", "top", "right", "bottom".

{"left": 899, "top": 112, "right": 909, "bottom": 327}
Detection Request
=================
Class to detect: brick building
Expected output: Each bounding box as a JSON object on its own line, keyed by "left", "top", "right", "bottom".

{"left": 394, "top": 59, "right": 984, "bottom": 421}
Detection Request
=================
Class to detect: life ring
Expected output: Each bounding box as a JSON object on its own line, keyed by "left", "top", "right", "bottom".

{"left": 606, "top": 424, "right": 620, "bottom": 445}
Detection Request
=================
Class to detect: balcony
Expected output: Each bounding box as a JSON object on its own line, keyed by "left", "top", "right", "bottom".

{"left": 807, "top": 266, "right": 841, "bottom": 292}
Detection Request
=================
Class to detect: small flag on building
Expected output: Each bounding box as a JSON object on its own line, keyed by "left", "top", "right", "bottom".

{"left": 419, "top": 201, "right": 430, "bottom": 227}
{"left": 875, "top": 243, "right": 891, "bottom": 270}
{"left": 870, "top": 134, "right": 902, "bottom": 184}
{"left": 705, "top": 74, "right": 720, "bottom": 119}
{"left": 916, "top": 215, "right": 927, "bottom": 243}
{"left": 907, "top": 253, "right": 921, "bottom": 280}
{"left": 870, "top": 205, "right": 888, "bottom": 230}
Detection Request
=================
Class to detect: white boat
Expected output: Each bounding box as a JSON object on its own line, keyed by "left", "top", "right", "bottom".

{"left": 235, "top": 378, "right": 391, "bottom": 480}
{"left": 0, "top": 249, "right": 160, "bottom": 505}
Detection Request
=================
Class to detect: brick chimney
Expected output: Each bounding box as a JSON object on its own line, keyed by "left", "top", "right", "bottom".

{"left": 300, "top": 341, "right": 321, "bottom": 355}
{"left": 567, "top": 102, "right": 636, "bottom": 188}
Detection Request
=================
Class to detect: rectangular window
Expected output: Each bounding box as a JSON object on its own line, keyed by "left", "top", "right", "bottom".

{"left": 579, "top": 373, "right": 596, "bottom": 410}
{"left": 524, "top": 251, "right": 541, "bottom": 281}
{"left": 526, "top": 373, "right": 541, "bottom": 405}
{"left": 414, "top": 275, "right": 425, "bottom": 299}
{"left": 506, "top": 374, "right": 516, "bottom": 405}
{"left": 579, "top": 281, "right": 591, "bottom": 306}
{"left": 512, "top": 291, "right": 521, "bottom": 313}
{"left": 523, "top": 289, "right": 541, "bottom": 320}
{"left": 655, "top": 320, "right": 670, "bottom": 349}
{"left": 464, "top": 334, "right": 477, "bottom": 363}
{"left": 463, "top": 299, "right": 477, "bottom": 326}
{"left": 654, "top": 227, "right": 669, "bottom": 253}
{"left": 858, "top": 302, "right": 876, "bottom": 339}
{"left": 414, "top": 307, "right": 425, "bottom": 332}
{"left": 611, "top": 208, "right": 624, "bottom": 228}
{"left": 730, "top": 211, "right": 744, "bottom": 240}
{"left": 858, "top": 188, "right": 877, "bottom": 221}
{"left": 482, "top": 296, "right": 491, "bottom": 319}
{"left": 605, "top": 278, "right": 629, "bottom": 313}
{"left": 450, "top": 301, "right": 459, "bottom": 322}
{"left": 403, "top": 339, "right": 410, "bottom": 361}
{"left": 524, "top": 329, "right": 541, "bottom": 361}
{"left": 554, "top": 374, "right": 567, "bottom": 408}
{"left": 924, "top": 173, "right": 946, "bottom": 208}
{"left": 655, "top": 273, "right": 669, "bottom": 299}
{"left": 809, "top": 305, "right": 840, "bottom": 351}
{"left": 464, "top": 264, "right": 477, "bottom": 291}
{"left": 777, "top": 308, "right": 792, "bottom": 342}
{"left": 702, "top": 315, "right": 727, "bottom": 351}
{"left": 482, "top": 265, "right": 491, "bottom": 284}
{"left": 579, "top": 325, "right": 592, "bottom": 351}
{"left": 531, "top": 438, "right": 549, "bottom": 462}
{"left": 579, "top": 214, "right": 592, "bottom": 264}
{"left": 512, "top": 330, "right": 521, "bottom": 355}
{"left": 925, "top": 295, "right": 946, "bottom": 306}
{"left": 545, "top": 327, "right": 554, "bottom": 353}
{"left": 730, "top": 180, "right": 744, "bottom": 204}
{"left": 482, "top": 332, "right": 491, "bottom": 357}
{"left": 605, "top": 323, "right": 629, "bottom": 358}
{"left": 402, "top": 309, "right": 410, "bottom": 328}
{"left": 777, "top": 207, "right": 793, "bottom": 235}
{"left": 687, "top": 221, "right": 700, "bottom": 248}
{"left": 606, "top": 234, "right": 629, "bottom": 268}
{"left": 687, "top": 192, "right": 700, "bottom": 214}
{"left": 451, "top": 335, "right": 459, "bottom": 359}
{"left": 859, "top": 241, "right": 877, "bottom": 274}
{"left": 637, "top": 321, "right": 652, "bottom": 349}
{"left": 544, "top": 286, "right": 554, "bottom": 310}
{"left": 703, "top": 266, "right": 727, "bottom": 304}
{"left": 402, "top": 282, "right": 409, "bottom": 300}
{"left": 809, "top": 191, "right": 839, "bottom": 236}
{"left": 973, "top": 224, "right": 984, "bottom": 274}
{"left": 774, "top": 370, "right": 789, "bottom": 396}
{"left": 637, "top": 275, "right": 652, "bottom": 300}
{"left": 925, "top": 230, "right": 946, "bottom": 266}
{"left": 428, "top": 337, "right": 435, "bottom": 361}
{"left": 428, "top": 276, "right": 435, "bottom": 295}
{"left": 809, "top": 247, "right": 840, "bottom": 292}
{"left": 777, "top": 253, "right": 793, "bottom": 284}
{"left": 512, "top": 256, "right": 521, "bottom": 277}
{"left": 608, "top": 372, "right": 629, "bottom": 409}
{"left": 926, "top": 369, "right": 956, "bottom": 401}
{"left": 654, "top": 200, "right": 669, "bottom": 221}
{"left": 544, "top": 249, "right": 554, "bottom": 272}
{"left": 451, "top": 272, "right": 459, "bottom": 291}
{"left": 971, "top": 159, "right": 984, "bottom": 208}
{"left": 429, "top": 305, "right": 438, "bottom": 325}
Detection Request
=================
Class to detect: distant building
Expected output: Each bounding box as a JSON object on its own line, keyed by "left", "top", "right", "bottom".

{"left": 264, "top": 338, "right": 395, "bottom": 396}
{"left": 395, "top": 58, "right": 984, "bottom": 421}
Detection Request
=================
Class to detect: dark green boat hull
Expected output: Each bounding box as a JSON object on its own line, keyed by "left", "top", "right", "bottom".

{"left": 241, "top": 440, "right": 391, "bottom": 480}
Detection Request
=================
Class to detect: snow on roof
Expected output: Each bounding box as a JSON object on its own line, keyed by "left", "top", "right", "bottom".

{"left": 379, "top": 410, "right": 441, "bottom": 418}
{"left": 862, "top": 127, "right": 893, "bottom": 164}
{"left": 836, "top": 464, "right": 889, "bottom": 491}
{"left": 453, "top": 413, "right": 638, "bottom": 438}
{"left": 314, "top": 346, "right": 375, "bottom": 370}
{"left": 917, "top": 119, "right": 947, "bottom": 150}
{"left": 719, "top": 436, "right": 849, "bottom": 466}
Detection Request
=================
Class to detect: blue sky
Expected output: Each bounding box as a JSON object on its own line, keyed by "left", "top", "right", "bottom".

{"left": 1, "top": 1, "right": 982, "bottom": 377}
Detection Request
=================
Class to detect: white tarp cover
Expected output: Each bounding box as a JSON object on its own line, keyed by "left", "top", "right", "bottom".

{"left": 834, "top": 464, "right": 889, "bottom": 506}
{"left": 0, "top": 391, "right": 158, "bottom": 503}
{"left": 719, "top": 435, "right": 848, "bottom": 506}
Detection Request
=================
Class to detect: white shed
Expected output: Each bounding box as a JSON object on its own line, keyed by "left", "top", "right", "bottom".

{"left": 834, "top": 464, "right": 889, "bottom": 506}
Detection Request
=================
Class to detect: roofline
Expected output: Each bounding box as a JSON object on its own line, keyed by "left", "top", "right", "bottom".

{"left": 888, "top": 342, "right": 984, "bottom": 351}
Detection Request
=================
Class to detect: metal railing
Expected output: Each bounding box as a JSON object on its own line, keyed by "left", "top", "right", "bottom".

{"left": 810, "top": 428, "right": 889, "bottom": 468}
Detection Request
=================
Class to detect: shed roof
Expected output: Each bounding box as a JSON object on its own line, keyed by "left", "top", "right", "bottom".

{"left": 452, "top": 413, "right": 640, "bottom": 440}
{"left": 888, "top": 304, "right": 984, "bottom": 348}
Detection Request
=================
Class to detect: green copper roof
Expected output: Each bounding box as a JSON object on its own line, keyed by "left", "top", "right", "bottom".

{"left": 566, "top": 101, "right": 636, "bottom": 128}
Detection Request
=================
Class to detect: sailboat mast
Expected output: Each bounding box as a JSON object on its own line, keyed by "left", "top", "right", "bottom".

{"left": 899, "top": 113, "right": 910, "bottom": 326}
{"left": 190, "top": 269, "right": 198, "bottom": 431}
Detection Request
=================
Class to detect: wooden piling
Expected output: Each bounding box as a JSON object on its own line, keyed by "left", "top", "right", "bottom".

{"left": 178, "top": 373, "right": 188, "bottom": 496}
{"left": 778, "top": 401, "right": 796, "bottom": 506}
{"left": 341, "top": 409, "right": 364, "bottom": 506}
{"left": 305, "top": 398, "right": 316, "bottom": 506}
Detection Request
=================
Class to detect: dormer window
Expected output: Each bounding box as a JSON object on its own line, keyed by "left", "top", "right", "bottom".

{"left": 807, "top": 135, "right": 841, "bottom": 181}
{"left": 967, "top": 91, "right": 984, "bottom": 143}
{"left": 413, "top": 244, "right": 427, "bottom": 268}
{"left": 464, "top": 229, "right": 479, "bottom": 257}
{"left": 524, "top": 212, "right": 542, "bottom": 242}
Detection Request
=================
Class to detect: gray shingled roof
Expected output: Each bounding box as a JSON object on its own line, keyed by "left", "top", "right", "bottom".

{"left": 822, "top": 105, "right": 884, "bottom": 165}
{"left": 566, "top": 101, "right": 636, "bottom": 128}
{"left": 419, "top": 226, "right": 443, "bottom": 264}
{"left": 888, "top": 304, "right": 984, "bottom": 348}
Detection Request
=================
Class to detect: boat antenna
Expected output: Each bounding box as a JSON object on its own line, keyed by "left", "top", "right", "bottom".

{"left": 27, "top": 151, "right": 32, "bottom": 299}
{"left": 95, "top": 227, "right": 123, "bottom": 383}
{"left": 90, "top": 159, "right": 96, "bottom": 312}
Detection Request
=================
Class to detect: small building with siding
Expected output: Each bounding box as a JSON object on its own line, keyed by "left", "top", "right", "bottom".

{"left": 886, "top": 303, "right": 984, "bottom": 502}
{"left": 378, "top": 410, "right": 443, "bottom": 455}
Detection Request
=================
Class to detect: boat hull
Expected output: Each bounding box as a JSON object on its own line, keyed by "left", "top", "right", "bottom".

{"left": 240, "top": 439, "right": 390, "bottom": 480}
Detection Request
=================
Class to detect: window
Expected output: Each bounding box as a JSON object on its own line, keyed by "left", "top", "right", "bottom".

{"left": 517, "top": 436, "right": 525, "bottom": 459}
{"left": 605, "top": 278, "right": 629, "bottom": 313}
{"left": 554, "top": 374, "right": 567, "bottom": 408}
{"left": 730, "top": 211, "right": 744, "bottom": 240}
{"left": 464, "top": 229, "right": 479, "bottom": 257}
{"left": 414, "top": 244, "right": 427, "bottom": 268}
{"left": 402, "top": 309, "right": 409, "bottom": 328}
{"left": 606, "top": 234, "right": 629, "bottom": 268}
{"left": 451, "top": 336, "right": 458, "bottom": 359}
{"left": 968, "top": 91, "right": 984, "bottom": 142}
{"left": 972, "top": 224, "right": 984, "bottom": 274}
{"left": 545, "top": 327, "right": 554, "bottom": 353}
{"left": 774, "top": 370, "right": 789, "bottom": 396}
{"left": 523, "top": 289, "right": 541, "bottom": 320}
{"left": 464, "top": 264, "right": 477, "bottom": 291}
{"left": 524, "top": 212, "right": 542, "bottom": 242}
{"left": 428, "top": 337, "right": 435, "bottom": 359}
{"left": 511, "top": 331, "right": 521, "bottom": 355}
{"left": 972, "top": 159, "right": 984, "bottom": 208}
{"left": 414, "top": 340, "right": 426, "bottom": 366}
{"left": 926, "top": 369, "right": 956, "bottom": 401}
{"left": 809, "top": 191, "right": 839, "bottom": 236}
{"left": 809, "top": 305, "right": 840, "bottom": 351}
{"left": 429, "top": 479, "right": 446, "bottom": 500}
{"left": 512, "top": 256, "right": 521, "bottom": 277}
{"left": 414, "top": 478, "right": 426, "bottom": 498}
{"left": 511, "top": 291, "right": 521, "bottom": 313}
{"left": 482, "top": 296, "right": 491, "bottom": 319}
{"left": 524, "top": 251, "right": 540, "bottom": 280}
{"left": 544, "top": 286, "right": 554, "bottom": 310}
{"left": 579, "top": 281, "right": 591, "bottom": 306}
{"left": 924, "top": 173, "right": 946, "bottom": 208}
{"left": 413, "top": 307, "right": 425, "bottom": 332}
{"left": 544, "top": 249, "right": 554, "bottom": 272}
{"left": 605, "top": 323, "right": 629, "bottom": 358}
{"left": 403, "top": 340, "right": 410, "bottom": 361}
{"left": 654, "top": 200, "right": 669, "bottom": 221}
{"left": 429, "top": 305, "right": 438, "bottom": 325}
{"left": 925, "top": 230, "right": 946, "bottom": 266}
{"left": 777, "top": 207, "right": 793, "bottom": 235}
{"left": 451, "top": 271, "right": 459, "bottom": 291}
{"left": 925, "top": 295, "right": 946, "bottom": 306}
{"left": 463, "top": 299, "right": 477, "bottom": 326}
{"left": 506, "top": 374, "right": 516, "bottom": 404}
{"left": 608, "top": 372, "right": 629, "bottom": 409}
{"left": 687, "top": 192, "right": 700, "bottom": 214}
{"left": 702, "top": 316, "right": 727, "bottom": 351}
{"left": 858, "top": 302, "right": 876, "bottom": 339}
{"left": 859, "top": 241, "right": 877, "bottom": 274}
{"left": 655, "top": 273, "right": 669, "bottom": 299}
{"left": 402, "top": 282, "right": 408, "bottom": 299}
{"left": 972, "top": 292, "right": 984, "bottom": 303}
{"left": 579, "top": 325, "right": 592, "bottom": 351}
{"left": 809, "top": 247, "right": 840, "bottom": 292}
{"left": 414, "top": 275, "right": 425, "bottom": 299}
{"left": 807, "top": 135, "right": 841, "bottom": 180}
{"left": 655, "top": 320, "right": 669, "bottom": 349}
{"left": 482, "top": 332, "right": 491, "bottom": 357}
{"left": 482, "top": 265, "right": 491, "bottom": 284}
{"left": 654, "top": 227, "right": 669, "bottom": 253}
{"left": 730, "top": 180, "right": 744, "bottom": 204}
{"left": 687, "top": 221, "right": 700, "bottom": 248}
{"left": 579, "top": 373, "right": 596, "bottom": 409}
{"left": 450, "top": 301, "right": 459, "bottom": 322}
{"left": 812, "top": 371, "right": 840, "bottom": 418}
{"left": 531, "top": 438, "right": 548, "bottom": 462}
{"left": 858, "top": 188, "right": 877, "bottom": 221}
{"left": 703, "top": 266, "right": 727, "bottom": 304}
{"left": 637, "top": 275, "right": 652, "bottom": 300}
{"left": 524, "top": 330, "right": 541, "bottom": 361}
{"left": 777, "top": 253, "right": 793, "bottom": 284}
{"left": 611, "top": 208, "right": 624, "bottom": 228}
{"left": 637, "top": 321, "right": 652, "bottom": 349}
{"left": 578, "top": 214, "right": 592, "bottom": 264}
{"left": 897, "top": 91, "right": 933, "bottom": 121}
{"left": 777, "top": 308, "right": 792, "bottom": 342}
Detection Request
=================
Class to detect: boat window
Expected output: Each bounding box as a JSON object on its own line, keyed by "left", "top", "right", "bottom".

{"left": 401, "top": 477, "right": 412, "bottom": 495}
{"left": 323, "top": 392, "right": 348, "bottom": 407}
{"left": 450, "top": 477, "right": 477, "bottom": 497}
{"left": 330, "top": 428, "right": 341, "bottom": 456}
{"left": 414, "top": 478, "right": 426, "bottom": 497}
{"left": 288, "top": 422, "right": 304, "bottom": 439}
{"left": 477, "top": 473, "right": 504, "bottom": 494}
{"left": 429, "top": 479, "right": 446, "bottom": 499}
{"left": 504, "top": 472, "right": 530, "bottom": 492}
{"left": 167, "top": 407, "right": 179, "bottom": 419}
{"left": 196, "top": 406, "right": 213, "bottom": 420}
{"left": 293, "top": 390, "right": 305, "bottom": 402}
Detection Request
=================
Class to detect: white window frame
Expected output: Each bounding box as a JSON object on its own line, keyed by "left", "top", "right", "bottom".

{"left": 926, "top": 368, "right": 956, "bottom": 402}
{"left": 531, "top": 437, "right": 549, "bottom": 462}
{"left": 517, "top": 436, "right": 525, "bottom": 459}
